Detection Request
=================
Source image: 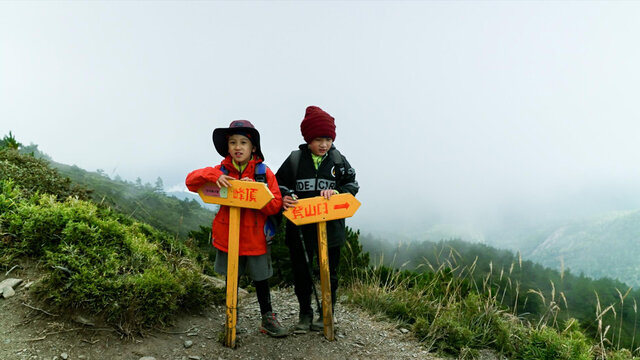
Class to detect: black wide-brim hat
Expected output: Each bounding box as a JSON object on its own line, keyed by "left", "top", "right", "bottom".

{"left": 212, "top": 120, "right": 264, "bottom": 160}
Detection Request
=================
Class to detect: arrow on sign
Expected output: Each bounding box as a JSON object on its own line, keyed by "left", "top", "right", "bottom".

{"left": 333, "top": 202, "right": 350, "bottom": 210}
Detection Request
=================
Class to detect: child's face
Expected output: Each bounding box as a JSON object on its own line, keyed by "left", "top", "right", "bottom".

{"left": 227, "top": 134, "right": 255, "bottom": 165}
{"left": 308, "top": 137, "right": 333, "bottom": 156}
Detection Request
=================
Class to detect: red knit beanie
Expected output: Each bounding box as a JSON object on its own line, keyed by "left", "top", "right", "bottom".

{"left": 300, "top": 106, "right": 336, "bottom": 143}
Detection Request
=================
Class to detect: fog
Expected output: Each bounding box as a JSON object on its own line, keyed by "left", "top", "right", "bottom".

{"left": 2, "top": 1, "right": 640, "bottom": 240}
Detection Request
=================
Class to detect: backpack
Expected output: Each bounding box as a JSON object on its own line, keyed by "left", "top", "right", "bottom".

{"left": 220, "top": 163, "right": 278, "bottom": 244}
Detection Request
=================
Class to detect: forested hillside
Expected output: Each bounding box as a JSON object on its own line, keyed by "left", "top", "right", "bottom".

{"left": 15, "top": 138, "right": 214, "bottom": 239}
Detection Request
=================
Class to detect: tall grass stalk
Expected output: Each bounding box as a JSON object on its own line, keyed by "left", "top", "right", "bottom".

{"left": 631, "top": 298, "right": 638, "bottom": 355}
{"left": 513, "top": 280, "right": 520, "bottom": 316}
{"left": 595, "top": 291, "right": 617, "bottom": 359}
{"left": 616, "top": 287, "right": 632, "bottom": 350}
{"left": 527, "top": 288, "right": 561, "bottom": 329}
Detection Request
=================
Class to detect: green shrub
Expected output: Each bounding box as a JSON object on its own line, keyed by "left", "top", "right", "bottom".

{"left": 0, "top": 179, "right": 22, "bottom": 215}
{"left": 430, "top": 308, "right": 476, "bottom": 352}
{"left": 0, "top": 148, "right": 90, "bottom": 200}
{"left": 410, "top": 293, "right": 513, "bottom": 353}
{"left": 0, "top": 180, "right": 223, "bottom": 333}
{"left": 386, "top": 300, "right": 414, "bottom": 323}
{"left": 606, "top": 349, "right": 635, "bottom": 360}
{"left": 516, "top": 326, "right": 592, "bottom": 360}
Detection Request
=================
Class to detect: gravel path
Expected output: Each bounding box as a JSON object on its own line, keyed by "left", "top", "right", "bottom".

{"left": 1, "top": 265, "right": 450, "bottom": 360}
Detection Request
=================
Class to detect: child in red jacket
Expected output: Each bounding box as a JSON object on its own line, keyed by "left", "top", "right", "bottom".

{"left": 185, "top": 120, "right": 287, "bottom": 338}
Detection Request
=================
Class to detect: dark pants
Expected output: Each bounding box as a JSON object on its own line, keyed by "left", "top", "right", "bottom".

{"left": 288, "top": 239, "right": 341, "bottom": 315}
{"left": 226, "top": 277, "right": 272, "bottom": 315}
{"left": 254, "top": 279, "right": 272, "bottom": 315}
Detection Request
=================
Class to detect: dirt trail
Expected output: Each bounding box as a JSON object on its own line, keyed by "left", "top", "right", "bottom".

{"left": 1, "top": 265, "right": 450, "bottom": 360}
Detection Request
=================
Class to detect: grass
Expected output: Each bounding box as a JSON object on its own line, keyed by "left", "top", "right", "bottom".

{"left": 342, "top": 249, "right": 640, "bottom": 359}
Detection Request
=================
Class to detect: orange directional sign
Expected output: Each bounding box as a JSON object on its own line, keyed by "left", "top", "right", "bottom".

{"left": 283, "top": 193, "right": 360, "bottom": 225}
{"left": 283, "top": 192, "right": 360, "bottom": 341}
{"left": 198, "top": 180, "right": 274, "bottom": 209}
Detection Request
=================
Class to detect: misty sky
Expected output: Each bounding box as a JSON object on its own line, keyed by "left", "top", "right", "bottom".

{"left": 2, "top": 1, "right": 640, "bottom": 236}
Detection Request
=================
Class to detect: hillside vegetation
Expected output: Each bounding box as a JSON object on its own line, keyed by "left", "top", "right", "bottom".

{"left": 359, "top": 234, "right": 640, "bottom": 358}
{"left": 14, "top": 136, "right": 214, "bottom": 239}
{"left": 2, "top": 133, "right": 639, "bottom": 359}
{"left": 52, "top": 162, "right": 215, "bottom": 239}
{"left": 1, "top": 143, "right": 223, "bottom": 334}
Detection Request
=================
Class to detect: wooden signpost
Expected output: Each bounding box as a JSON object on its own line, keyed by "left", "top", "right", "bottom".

{"left": 283, "top": 193, "right": 361, "bottom": 340}
{"left": 197, "top": 180, "right": 274, "bottom": 348}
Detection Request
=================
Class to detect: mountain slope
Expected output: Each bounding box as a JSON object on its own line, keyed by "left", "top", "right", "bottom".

{"left": 526, "top": 210, "right": 640, "bottom": 286}
{"left": 51, "top": 161, "right": 215, "bottom": 239}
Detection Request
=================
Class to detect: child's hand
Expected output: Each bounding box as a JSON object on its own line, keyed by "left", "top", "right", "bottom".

{"left": 320, "top": 190, "right": 337, "bottom": 200}
{"left": 283, "top": 195, "right": 298, "bottom": 209}
{"left": 240, "top": 177, "right": 254, "bottom": 181}
{"left": 216, "top": 174, "right": 235, "bottom": 188}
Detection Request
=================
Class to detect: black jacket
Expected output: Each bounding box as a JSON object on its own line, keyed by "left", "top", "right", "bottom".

{"left": 276, "top": 144, "right": 359, "bottom": 248}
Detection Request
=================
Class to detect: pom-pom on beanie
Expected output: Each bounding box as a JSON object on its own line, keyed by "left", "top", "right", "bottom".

{"left": 300, "top": 106, "right": 336, "bottom": 144}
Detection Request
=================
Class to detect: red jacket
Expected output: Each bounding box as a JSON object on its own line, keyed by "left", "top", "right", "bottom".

{"left": 185, "top": 156, "right": 283, "bottom": 256}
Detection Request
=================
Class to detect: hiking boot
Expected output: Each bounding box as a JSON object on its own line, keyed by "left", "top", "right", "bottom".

{"left": 294, "top": 311, "right": 313, "bottom": 334}
{"left": 260, "top": 312, "right": 288, "bottom": 338}
{"left": 311, "top": 310, "right": 337, "bottom": 331}
{"left": 310, "top": 313, "right": 324, "bottom": 331}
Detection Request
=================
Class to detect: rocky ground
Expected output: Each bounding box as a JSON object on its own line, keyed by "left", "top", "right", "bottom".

{"left": 1, "top": 263, "right": 457, "bottom": 360}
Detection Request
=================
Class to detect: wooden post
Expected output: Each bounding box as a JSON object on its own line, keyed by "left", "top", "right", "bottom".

{"left": 317, "top": 221, "right": 334, "bottom": 340}
{"left": 282, "top": 193, "right": 361, "bottom": 341}
{"left": 197, "top": 180, "right": 274, "bottom": 348}
{"left": 224, "top": 207, "right": 241, "bottom": 348}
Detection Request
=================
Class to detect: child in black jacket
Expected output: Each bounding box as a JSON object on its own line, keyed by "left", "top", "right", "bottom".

{"left": 276, "top": 106, "right": 359, "bottom": 332}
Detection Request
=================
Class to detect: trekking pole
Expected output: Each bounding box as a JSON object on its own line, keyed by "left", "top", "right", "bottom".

{"left": 290, "top": 193, "right": 321, "bottom": 311}
{"left": 297, "top": 226, "right": 322, "bottom": 312}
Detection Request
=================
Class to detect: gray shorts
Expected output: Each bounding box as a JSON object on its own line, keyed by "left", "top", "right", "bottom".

{"left": 214, "top": 247, "right": 273, "bottom": 282}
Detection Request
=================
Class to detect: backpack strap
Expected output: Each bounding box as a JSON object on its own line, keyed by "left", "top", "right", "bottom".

{"left": 288, "top": 150, "right": 302, "bottom": 181}
{"left": 329, "top": 148, "right": 345, "bottom": 178}
{"left": 253, "top": 162, "right": 279, "bottom": 243}
{"left": 254, "top": 163, "right": 267, "bottom": 184}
